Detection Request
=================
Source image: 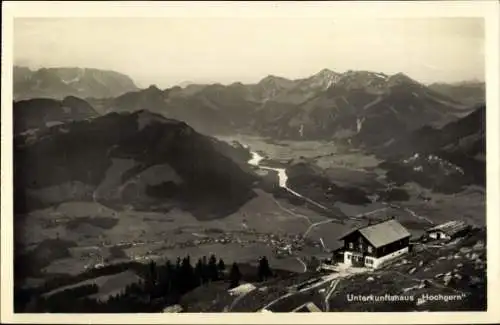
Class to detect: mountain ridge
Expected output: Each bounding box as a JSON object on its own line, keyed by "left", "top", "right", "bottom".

{"left": 14, "top": 110, "right": 257, "bottom": 219}
{"left": 374, "top": 105, "right": 486, "bottom": 192}
{"left": 83, "top": 69, "right": 472, "bottom": 144}
{"left": 428, "top": 81, "right": 485, "bottom": 107}
{"left": 14, "top": 66, "right": 139, "bottom": 100}
{"left": 14, "top": 96, "right": 99, "bottom": 134}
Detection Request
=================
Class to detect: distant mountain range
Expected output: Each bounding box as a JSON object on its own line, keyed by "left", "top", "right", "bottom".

{"left": 14, "top": 66, "right": 484, "bottom": 143}
{"left": 81, "top": 69, "right": 481, "bottom": 146}
{"left": 14, "top": 66, "right": 139, "bottom": 100}
{"left": 428, "top": 81, "right": 485, "bottom": 107}
{"left": 251, "top": 71, "right": 468, "bottom": 146}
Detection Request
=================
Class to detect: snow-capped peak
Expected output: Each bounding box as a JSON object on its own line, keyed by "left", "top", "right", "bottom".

{"left": 304, "top": 69, "right": 341, "bottom": 90}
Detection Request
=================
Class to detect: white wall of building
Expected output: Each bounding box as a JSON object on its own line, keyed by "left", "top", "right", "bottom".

{"left": 428, "top": 231, "right": 451, "bottom": 240}
{"left": 370, "top": 246, "right": 409, "bottom": 269}
{"left": 344, "top": 246, "right": 409, "bottom": 269}
{"left": 344, "top": 252, "right": 353, "bottom": 266}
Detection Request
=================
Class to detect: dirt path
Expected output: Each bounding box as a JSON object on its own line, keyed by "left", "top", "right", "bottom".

{"left": 225, "top": 286, "right": 257, "bottom": 312}
{"left": 324, "top": 279, "right": 340, "bottom": 311}
{"left": 303, "top": 219, "right": 336, "bottom": 237}
{"left": 302, "top": 207, "right": 390, "bottom": 238}
{"left": 383, "top": 202, "right": 435, "bottom": 225}
{"left": 259, "top": 272, "right": 345, "bottom": 311}
{"left": 268, "top": 194, "right": 313, "bottom": 225}
{"left": 296, "top": 257, "right": 308, "bottom": 272}
{"left": 285, "top": 187, "right": 330, "bottom": 212}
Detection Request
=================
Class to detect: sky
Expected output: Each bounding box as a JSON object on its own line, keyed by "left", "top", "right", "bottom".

{"left": 13, "top": 17, "right": 484, "bottom": 88}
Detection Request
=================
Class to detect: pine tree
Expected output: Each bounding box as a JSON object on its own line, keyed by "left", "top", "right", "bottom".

{"left": 201, "top": 256, "right": 209, "bottom": 284}
{"left": 181, "top": 256, "right": 195, "bottom": 292}
{"left": 176, "top": 257, "right": 182, "bottom": 270}
{"left": 156, "top": 260, "right": 171, "bottom": 296}
{"left": 194, "top": 258, "right": 204, "bottom": 285}
{"left": 172, "top": 257, "right": 182, "bottom": 292}
{"left": 149, "top": 260, "right": 157, "bottom": 281}
{"left": 208, "top": 254, "right": 219, "bottom": 281}
{"left": 258, "top": 256, "right": 273, "bottom": 281}
{"left": 228, "top": 263, "right": 241, "bottom": 289}
{"left": 217, "top": 258, "right": 226, "bottom": 278}
{"left": 164, "top": 259, "right": 173, "bottom": 293}
{"left": 147, "top": 260, "right": 157, "bottom": 301}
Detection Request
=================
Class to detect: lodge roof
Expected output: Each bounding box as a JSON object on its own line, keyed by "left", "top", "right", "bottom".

{"left": 426, "top": 220, "right": 470, "bottom": 237}
{"left": 339, "top": 219, "right": 411, "bottom": 248}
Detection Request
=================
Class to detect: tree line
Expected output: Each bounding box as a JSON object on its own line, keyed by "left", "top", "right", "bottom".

{"left": 17, "top": 254, "right": 274, "bottom": 313}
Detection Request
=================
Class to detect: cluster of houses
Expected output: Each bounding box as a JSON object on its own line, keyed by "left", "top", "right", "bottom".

{"left": 335, "top": 217, "right": 471, "bottom": 269}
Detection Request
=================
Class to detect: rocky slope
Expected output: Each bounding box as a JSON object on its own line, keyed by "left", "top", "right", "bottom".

{"left": 14, "top": 96, "right": 98, "bottom": 134}
{"left": 14, "top": 66, "right": 139, "bottom": 100}
{"left": 253, "top": 71, "right": 464, "bottom": 144}
{"left": 14, "top": 110, "right": 257, "bottom": 220}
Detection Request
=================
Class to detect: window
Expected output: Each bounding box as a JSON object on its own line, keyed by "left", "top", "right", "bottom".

{"left": 346, "top": 253, "right": 351, "bottom": 260}
{"left": 365, "top": 258, "right": 373, "bottom": 265}
{"left": 367, "top": 246, "right": 373, "bottom": 253}
{"left": 349, "top": 242, "right": 354, "bottom": 249}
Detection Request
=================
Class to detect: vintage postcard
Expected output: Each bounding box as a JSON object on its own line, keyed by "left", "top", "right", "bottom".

{"left": 1, "top": 1, "right": 499, "bottom": 324}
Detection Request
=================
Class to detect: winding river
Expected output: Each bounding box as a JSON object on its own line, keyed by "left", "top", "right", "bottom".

{"left": 246, "top": 149, "right": 329, "bottom": 211}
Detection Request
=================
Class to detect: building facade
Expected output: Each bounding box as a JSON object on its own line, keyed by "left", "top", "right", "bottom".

{"left": 426, "top": 220, "right": 470, "bottom": 241}
{"left": 339, "top": 219, "right": 411, "bottom": 269}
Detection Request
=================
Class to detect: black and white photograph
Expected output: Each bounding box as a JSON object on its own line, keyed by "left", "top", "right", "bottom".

{"left": 1, "top": 1, "right": 499, "bottom": 322}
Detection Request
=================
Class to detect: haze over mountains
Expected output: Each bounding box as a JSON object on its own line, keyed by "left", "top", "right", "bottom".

{"left": 428, "top": 81, "right": 485, "bottom": 107}
{"left": 14, "top": 66, "right": 139, "bottom": 101}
